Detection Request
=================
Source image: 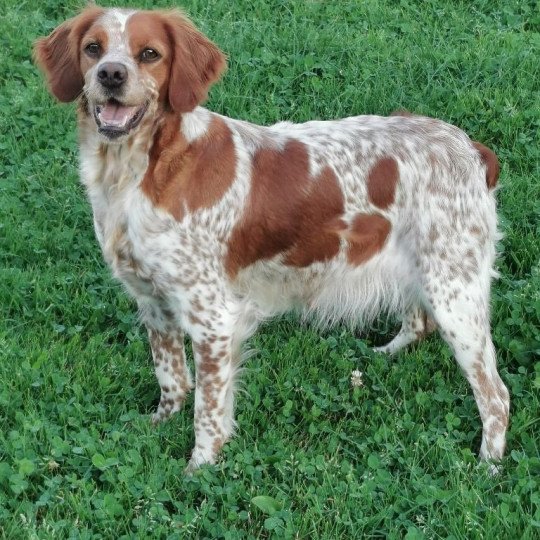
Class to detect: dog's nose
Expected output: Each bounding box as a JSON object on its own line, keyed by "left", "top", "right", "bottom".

{"left": 97, "top": 62, "right": 128, "bottom": 89}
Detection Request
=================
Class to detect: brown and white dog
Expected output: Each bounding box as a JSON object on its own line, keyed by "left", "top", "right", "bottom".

{"left": 35, "top": 7, "right": 509, "bottom": 471}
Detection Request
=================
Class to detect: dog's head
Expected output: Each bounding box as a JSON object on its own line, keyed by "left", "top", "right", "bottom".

{"left": 34, "top": 8, "right": 226, "bottom": 141}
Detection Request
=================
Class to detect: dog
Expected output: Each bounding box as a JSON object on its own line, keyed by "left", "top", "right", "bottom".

{"left": 34, "top": 7, "right": 509, "bottom": 471}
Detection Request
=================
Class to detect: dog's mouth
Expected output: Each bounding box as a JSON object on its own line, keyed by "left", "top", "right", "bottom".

{"left": 93, "top": 98, "right": 148, "bottom": 139}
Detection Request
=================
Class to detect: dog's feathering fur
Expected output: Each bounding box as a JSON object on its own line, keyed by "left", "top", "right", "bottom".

{"left": 35, "top": 7, "right": 509, "bottom": 471}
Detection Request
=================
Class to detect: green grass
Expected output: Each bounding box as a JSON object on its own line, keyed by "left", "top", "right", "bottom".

{"left": 1, "top": 0, "right": 539, "bottom": 538}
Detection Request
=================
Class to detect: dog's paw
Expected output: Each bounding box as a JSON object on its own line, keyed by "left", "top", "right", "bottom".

{"left": 184, "top": 452, "right": 216, "bottom": 475}
{"left": 151, "top": 411, "right": 166, "bottom": 425}
{"left": 481, "top": 461, "right": 502, "bottom": 476}
{"left": 151, "top": 398, "right": 183, "bottom": 424}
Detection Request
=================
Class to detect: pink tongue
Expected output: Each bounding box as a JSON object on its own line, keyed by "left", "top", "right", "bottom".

{"left": 100, "top": 102, "right": 137, "bottom": 126}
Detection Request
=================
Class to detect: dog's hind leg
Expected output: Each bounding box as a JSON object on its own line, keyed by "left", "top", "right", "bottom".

{"left": 420, "top": 248, "right": 509, "bottom": 464}
{"left": 147, "top": 327, "right": 194, "bottom": 424}
{"left": 374, "top": 305, "right": 437, "bottom": 354}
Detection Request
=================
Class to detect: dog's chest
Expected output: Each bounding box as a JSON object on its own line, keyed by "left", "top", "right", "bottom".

{"left": 81, "top": 143, "right": 177, "bottom": 297}
{"left": 104, "top": 213, "right": 153, "bottom": 296}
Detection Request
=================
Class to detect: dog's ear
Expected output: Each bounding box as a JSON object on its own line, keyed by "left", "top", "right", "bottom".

{"left": 163, "top": 11, "right": 227, "bottom": 113}
{"left": 34, "top": 7, "right": 103, "bottom": 102}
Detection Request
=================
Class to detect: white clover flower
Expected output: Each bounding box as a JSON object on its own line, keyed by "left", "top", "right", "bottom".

{"left": 350, "top": 370, "right": 364, "bottom": 387}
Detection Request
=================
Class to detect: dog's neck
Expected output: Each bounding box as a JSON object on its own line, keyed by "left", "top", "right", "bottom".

{"left": 77, "top": 105, "right": 215, "bottom": 198}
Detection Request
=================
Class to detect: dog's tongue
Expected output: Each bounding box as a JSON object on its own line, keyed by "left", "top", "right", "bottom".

{"left": 100, "top": 102, "right": 137, "bottom": 127}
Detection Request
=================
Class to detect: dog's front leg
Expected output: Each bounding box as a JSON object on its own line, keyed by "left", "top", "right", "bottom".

{"left": 186, "top": 334, "right": 239, "bottom": 472}
{"left": 184, "top": 300, "right": 241, "bottom": 472}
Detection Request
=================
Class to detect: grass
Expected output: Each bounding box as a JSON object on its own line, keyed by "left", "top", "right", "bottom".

{"left": 1, "top": 0, "right": 539, "bottom": 538}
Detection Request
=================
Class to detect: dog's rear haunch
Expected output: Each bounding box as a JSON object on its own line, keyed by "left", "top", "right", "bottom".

{"left": 35, "top": 7, "right": 509, "bottom": 471}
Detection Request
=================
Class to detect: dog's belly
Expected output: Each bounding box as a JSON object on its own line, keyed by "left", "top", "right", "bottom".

{"left": 233, "top": 244, "right": 415, "bottom": 328}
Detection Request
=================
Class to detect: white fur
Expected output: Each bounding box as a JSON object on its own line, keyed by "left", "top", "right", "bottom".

{"left": 181, "top": 107, "right": 212, "bottom": 143}
{"left": 109, "top": 9, "right": 134, "bottom": 34}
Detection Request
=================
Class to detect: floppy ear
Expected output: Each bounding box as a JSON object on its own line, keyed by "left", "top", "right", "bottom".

{"left": 163, "top": 11, "right": 227, "bottom": 113}
{"left": 34, "top": 7, "right": 103, "bottom": 102}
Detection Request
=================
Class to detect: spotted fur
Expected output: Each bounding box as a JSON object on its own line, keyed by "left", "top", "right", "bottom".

{"left": 35, "top": 7, "right": 509, "bottom": 471}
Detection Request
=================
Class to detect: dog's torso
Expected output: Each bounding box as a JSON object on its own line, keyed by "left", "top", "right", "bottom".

{"left": 79, "top": 107, "right": 491, "bottom": 332}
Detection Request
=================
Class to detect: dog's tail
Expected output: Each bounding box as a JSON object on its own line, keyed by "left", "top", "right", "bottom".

{"left": 472, "top": 141, "right": 500, "bottom": 190}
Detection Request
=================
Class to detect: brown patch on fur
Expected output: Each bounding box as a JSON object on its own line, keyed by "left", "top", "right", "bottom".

{"left": 141, "top": 113, "right": 236, "bottom": 220}
{"left": 284, "top": 167, "right": 346, "bottom": 267}
{"left": 428, "top": 224, "right": 440, "bottom": 243}
{"left": 226, "top": 140, "right": 311, "bottom": 276}
{"left": 345, "top": 214, "right": 391, "bottom": 265}
{"left": 474, "top": 360, "right": 496, "bottom": 403}
{"left": 417, "top": 311, "right": 437, "bottom": 339}
{"left": 79, "top": 25, "right": 109, "bottom": 75}
{"left": 98, "top": 143, "right": 108, "bottom": 160}
{"left": 188, "top": 313, "right": 205, "bottom": 327}
{"left": 212, "top": 437, "right": 224, "bottom": 455}
{"left": 472, "top": 141, "right": 499, "bottom": 189}
{"left": 127, "top": 13, "right": 173, "bottom": 103}
{"left": 34, "top": 7, "right": 104, "bottom": 102}
{"left": 367, "top": 156, "right": 399, "bottom": 209}
{"left": 226, "top": 140, "right": 346, "bottom": 276}
{"left": 195, "top": 342, "right": 221, "bottom": 377}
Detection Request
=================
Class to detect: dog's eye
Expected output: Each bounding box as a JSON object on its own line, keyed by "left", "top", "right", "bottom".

{"left": 85, "top": 43, "right": 101, "bottom": 58}
{"left": 140, "top": 48, "right": 160, "bottom": 63}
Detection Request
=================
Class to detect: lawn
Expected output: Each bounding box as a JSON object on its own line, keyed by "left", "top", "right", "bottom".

{"left": 1, "top": 0, "right": 539, "bottom": 538}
